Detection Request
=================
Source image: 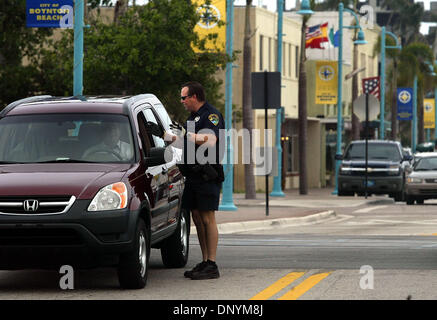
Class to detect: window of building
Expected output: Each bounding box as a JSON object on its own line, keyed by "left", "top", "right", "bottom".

{"left": 268, "top": 37, "right": 272, "bottom": 71}
{"left": 295, "top": 46, "right": 299, "bottom": 78}
{"left": 260, "top": 35, "right": 263, "bottom": 71}
{"left": 288, "top": 44, "right": 292, "bottom": 77}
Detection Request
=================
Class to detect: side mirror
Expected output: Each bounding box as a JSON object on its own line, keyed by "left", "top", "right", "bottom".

{"left": 145, "top": 147, "right": 172, "bottom": 166}
{"left": 335, "top": 154, "right": 343, "bottom": 161}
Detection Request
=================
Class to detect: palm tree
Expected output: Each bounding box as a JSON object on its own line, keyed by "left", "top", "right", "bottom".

{"left": 398, "top": 42, "right": 435, "bottom": 145}
{"left": 373, "top": 34, "right": 401, "bottom": 140}
{"left": 242, "top": 0, "right": 256, "bottom": 199}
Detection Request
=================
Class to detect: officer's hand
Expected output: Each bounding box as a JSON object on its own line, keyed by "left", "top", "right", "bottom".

{"left": 170, "top": 120, "right": 186, "bottom": 138}
{"left": 145, "top": 121, "right": 164, "bottom": 138}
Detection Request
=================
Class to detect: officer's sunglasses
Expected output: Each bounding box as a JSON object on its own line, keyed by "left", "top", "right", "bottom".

{"left": 180, "top": 95, "right": 192, "bottom": 101}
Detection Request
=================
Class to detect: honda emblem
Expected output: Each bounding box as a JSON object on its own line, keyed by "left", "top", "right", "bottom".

{"left": 23, "top": 199, "right": 39, "bottom": 212}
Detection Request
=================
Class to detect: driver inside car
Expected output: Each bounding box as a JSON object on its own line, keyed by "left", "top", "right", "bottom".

{"left": 82, "top": 122, "right": 133, "bottom": 161}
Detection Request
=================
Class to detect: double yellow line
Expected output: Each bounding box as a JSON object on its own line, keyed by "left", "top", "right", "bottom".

{"left": 250, "top": 271, "right": 331, "bottom": 300}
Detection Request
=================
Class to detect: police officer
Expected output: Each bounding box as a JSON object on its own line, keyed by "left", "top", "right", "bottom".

{"left": 179, "top": 81, "right": 224, "bottom": 280}
{"left": 146, "top": 82, "right": 224, "bottom": 280}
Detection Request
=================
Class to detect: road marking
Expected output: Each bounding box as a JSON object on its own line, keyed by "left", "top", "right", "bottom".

{"left": 278, "top": 272, "right": 331, "bottom": 300}
{"left": 353, "top": 205, "right": 387, "bottom": 214}
{"left": 250, "top": 272, "right": 305, "bottom": 300}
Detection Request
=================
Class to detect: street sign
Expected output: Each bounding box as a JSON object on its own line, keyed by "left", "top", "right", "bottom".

{"left": 251, "top": 72, "right": 281, "bottom": 109}
{"left": 26, "top": 0, "right": 73, "bottom": 28}
{"left": 353, "top": 93, "right": 379, "bottom": 121}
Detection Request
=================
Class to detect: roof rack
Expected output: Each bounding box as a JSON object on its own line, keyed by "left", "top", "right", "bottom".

{"left": 0, "top": 95, "right": 53, "bottom": 118}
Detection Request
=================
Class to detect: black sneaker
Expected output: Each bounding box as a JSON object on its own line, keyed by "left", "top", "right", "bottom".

{"left": 184, "top": 261, "right": 207, "bottom": 278}
{"left": 190, "top": 260, "right": 220, "bottom": 280}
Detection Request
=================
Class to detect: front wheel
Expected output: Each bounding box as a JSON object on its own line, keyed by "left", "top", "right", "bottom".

{"left": 117, "top": 219, "right": 150, "bottom": 289}
{"left": 161, "top": 209, "right": 190, "bottom": 268}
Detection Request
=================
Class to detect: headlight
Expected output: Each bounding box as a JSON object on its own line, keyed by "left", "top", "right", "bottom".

{"left": 388, "top": 165, "right": 400, "bottom": 175}
{"left": 407, "top": 177, "right": 423, "bottom": 184}
{"left": 88, "top": 182, "right": 128, "bottom": 211}
{"left": 340, "top": 165, "right": 352, "bottom": 174}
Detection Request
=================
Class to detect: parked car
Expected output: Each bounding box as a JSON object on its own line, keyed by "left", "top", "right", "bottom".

{"left": 336, "top": 140, "right": 412, "bottom": 201}
{"left": 0, "top": 94, "right": 188, "bottom": 289}
{"left": 405, "top": 152, "right": 437, "bottom": 205}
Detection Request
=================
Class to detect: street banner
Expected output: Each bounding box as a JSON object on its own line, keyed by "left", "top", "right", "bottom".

{"left": 26, "top": 0, "right": 73, "bottom": 28}
{"left": 397, "top": 88, "right": 413, "bottom": 121}
{"left": 193, "top": 0, "right": 226, "bottom": 52}
{"left": 315, "top": 61, "right": 338, "bottom": 104}
{"left": 424, "top": 98, "right": 435, "bottom": 129}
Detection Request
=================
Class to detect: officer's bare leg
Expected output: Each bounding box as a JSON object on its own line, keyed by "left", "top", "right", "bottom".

{"left": 200, "top": 210, "right": 218, "bottom": 262}
{"left": 191, "top": 209, "right": 208, "bottom": 261}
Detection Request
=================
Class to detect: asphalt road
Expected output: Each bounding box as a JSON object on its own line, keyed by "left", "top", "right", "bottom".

{"left": 1, "top": 201, "right": 437, "bottom": 300}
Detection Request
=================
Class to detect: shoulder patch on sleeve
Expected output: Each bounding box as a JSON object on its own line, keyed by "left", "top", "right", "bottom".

{"left": 208, "top": 114, "right": 219, "bottom": 126}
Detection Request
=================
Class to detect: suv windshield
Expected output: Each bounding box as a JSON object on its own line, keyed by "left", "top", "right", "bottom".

{"left": 0, "top": 114, "right": 134, "bottom": 163}
{"left": 344, "top": 143, "right": 401, "bottom": 162}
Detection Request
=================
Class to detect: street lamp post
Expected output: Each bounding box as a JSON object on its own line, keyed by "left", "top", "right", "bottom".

{"left": 434, "top": 60, "right": 437, "bottom": 141}
{"left": 380, "top": 26, "right": 401, "bottom": 140}
{"left": 412, "top": 74, "right": 418, "bottom": 153}
{"left": 73, "top": 0, "right": 85, "bottom": 97}
{"left": 271, "top": 0, "right": 285, "bottom": 197}
{"left": 333, "top": 2, "right": 367, "bottom": 195}
{"left": 219, "top": 0, "right": 237, "bottom": 211}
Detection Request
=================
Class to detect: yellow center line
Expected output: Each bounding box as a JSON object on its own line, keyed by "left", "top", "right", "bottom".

{"left": 278, "top": 272, "right": 332, "bottom": 300}
{"left": 250, "top": 272, "right": 305, "bottom": 300}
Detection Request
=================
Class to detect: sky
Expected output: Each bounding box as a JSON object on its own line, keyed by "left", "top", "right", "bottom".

{"left": 127, "top": 0, "right": 435, "bottom": 35}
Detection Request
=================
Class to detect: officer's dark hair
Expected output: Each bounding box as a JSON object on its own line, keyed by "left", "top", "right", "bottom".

{"left": 182, "top": 81, "right": 205, "bottom": 102}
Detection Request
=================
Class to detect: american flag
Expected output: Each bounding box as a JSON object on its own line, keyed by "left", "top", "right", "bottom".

{"left": 362, "top": 77, "right": 380, "bottom": 100}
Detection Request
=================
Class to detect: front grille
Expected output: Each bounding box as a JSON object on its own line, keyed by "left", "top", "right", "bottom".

{"left": 418, "top": 189, "right": 437, "bottom": 195}
{"left": 425, "top": 179, "right": 437, "bottom": 184}
{"left": 0, "top": 228, "right": 83, "bottom": 246}
{"left": 0, "top": 195, "right": 75, "bottom": 215}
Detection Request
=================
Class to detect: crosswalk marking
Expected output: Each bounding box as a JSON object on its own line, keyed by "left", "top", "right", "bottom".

{"left": 278, "top": 272, "right": 331, "bottom": 300}
{"left": 250, "top": 272, "right": 305, "bottom": 300}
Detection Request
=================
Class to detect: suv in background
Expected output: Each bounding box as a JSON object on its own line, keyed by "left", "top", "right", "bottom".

{"left": 336, "top": 140, "right": 412, "bottom": 201}
{"left": 0, "top": 94, "right": 188, "bottom": 289}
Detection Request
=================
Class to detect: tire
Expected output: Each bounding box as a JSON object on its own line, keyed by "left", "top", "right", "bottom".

{"left": 406, "top": 195, "right": 414, "bottom": 205}
{"left": 161, "top": 208, "right": 190, "bottom": 268}
{"left": 416, "top": 198, "right": 424, "bottom": 205}
{"left": 394, "top": 192, "right": 404, "bottom": 202}
{"left": 117, "top": 219, "right": 150, "bottom": 289}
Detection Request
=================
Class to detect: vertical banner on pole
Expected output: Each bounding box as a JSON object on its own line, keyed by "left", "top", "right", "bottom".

{"left": 397, "top": 88, "right": 413, "bottom": 121}
{"left": 424, "top": 98, "right": 435, "bottom": 129}
{"left": 193, "top": 0, "right": 226, "bottom": 52}
{"left": 315, "top": 61, "right": 338, "bottom": 104}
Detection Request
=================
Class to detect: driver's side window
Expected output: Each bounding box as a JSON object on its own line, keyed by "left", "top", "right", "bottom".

{"left": 143, "top": 108, "right": 165, "bottom": 148}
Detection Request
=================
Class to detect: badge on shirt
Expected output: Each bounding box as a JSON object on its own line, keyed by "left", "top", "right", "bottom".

{"left": 208, "top": 114, "right": 219, "bottom": 126}
{"left": 194, "top": 116, "right": 200, "bottom": 122}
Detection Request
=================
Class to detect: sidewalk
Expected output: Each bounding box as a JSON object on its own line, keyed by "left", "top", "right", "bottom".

{"left": 205, "top": 187, "right": 394, "bottom": 234}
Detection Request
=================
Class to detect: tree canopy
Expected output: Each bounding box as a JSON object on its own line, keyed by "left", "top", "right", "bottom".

{"left": 1, "top": 0, "right": 231, "bottom": 122}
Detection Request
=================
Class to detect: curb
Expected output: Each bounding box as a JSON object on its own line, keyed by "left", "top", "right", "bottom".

{"left": 190, "top": 210, "right": 336, "bottom": 235}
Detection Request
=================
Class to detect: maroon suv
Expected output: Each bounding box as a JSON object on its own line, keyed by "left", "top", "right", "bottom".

{"left": 0, "top": 94, "right": 188, "bottom": 289}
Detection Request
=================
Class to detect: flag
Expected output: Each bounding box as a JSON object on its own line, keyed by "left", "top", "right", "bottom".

{"left": 306, "top": 22, "right": 329, "bottom": 49}
{"left": 329, "top": 28, "right": 340, "bottom": 48}
{"left": 362, "top": 77, "right": 380, "bottom": 100}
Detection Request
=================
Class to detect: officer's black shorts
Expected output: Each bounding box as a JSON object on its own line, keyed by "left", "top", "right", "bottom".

{"left": 182, "top": 180, "right": 221, "bottom": 212}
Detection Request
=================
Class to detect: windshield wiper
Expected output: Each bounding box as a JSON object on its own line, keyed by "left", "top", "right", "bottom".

{"left": 33, "top": 159, "right": 97, "bottom": 163}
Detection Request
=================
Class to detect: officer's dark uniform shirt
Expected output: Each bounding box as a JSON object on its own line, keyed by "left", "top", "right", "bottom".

{"left": 182, "top": 102, "right": 225, "bottom": 183}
